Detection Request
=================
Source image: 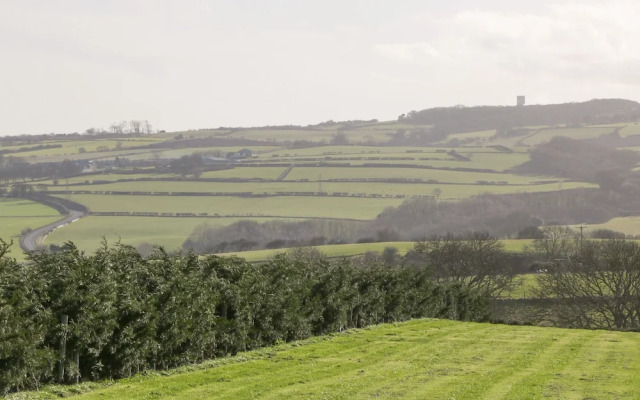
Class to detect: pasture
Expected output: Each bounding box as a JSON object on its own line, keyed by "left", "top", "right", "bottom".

{"left": 18, "top": 319, "right": 640, "bottom": 399}
{"left": 218, "top": 239, "right": 533, "bottom": 262}
{"left": 55, "top": 194, "right": 401, "bottom": 219}
{"left": 519, "top": 126, "right": 614, "bottom": 146}
{"left": 286, "top": 166, "right": 552, "bottom": 184}
{"left": 583, "top": 216, "right": 640, "bottom": 236}
{"left": 0, "top": 198, "right": 62, "bottom": 260}
{"left": 54, "top": 179, "right": 595, "bottom": 199}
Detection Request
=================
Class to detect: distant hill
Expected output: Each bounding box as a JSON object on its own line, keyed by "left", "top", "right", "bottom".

{"left": 400, "top": 98, "right": 640, "bottom": 134}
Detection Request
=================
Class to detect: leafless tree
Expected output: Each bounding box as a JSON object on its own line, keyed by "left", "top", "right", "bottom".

{"left": 407, "top": 232, "right": 517, "bottom": 298}
{"left": 142, "top": 120, "right": 153, "bottom": 134}
{"left": 109, "top": 121, "right": 127, "bottom": 134}
{"left": 535, "top": 239, "right": 640, "bottom": 330}
{"left": 129, "top": 120, "right": 142, "bottom": 135}
{"left": 529, "top": 226, "right": 578, "bottom": 263}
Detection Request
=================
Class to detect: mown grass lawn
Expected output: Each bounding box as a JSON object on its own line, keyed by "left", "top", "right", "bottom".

{"left": 14, "top": 319, "right": 640, "bottom": 400}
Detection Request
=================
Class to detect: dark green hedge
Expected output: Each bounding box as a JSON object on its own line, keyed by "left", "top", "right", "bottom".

{"left": 0, "top": 240, "right": 490, "bottom": 394}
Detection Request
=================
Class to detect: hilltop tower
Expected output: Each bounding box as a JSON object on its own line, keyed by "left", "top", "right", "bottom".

{"left": 517, "top": 96, "right": 525, "bottom": 107}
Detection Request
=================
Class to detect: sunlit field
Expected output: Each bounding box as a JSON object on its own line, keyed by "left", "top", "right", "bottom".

{"left": 19, "top": 319, "right": 640, "bottom": 400}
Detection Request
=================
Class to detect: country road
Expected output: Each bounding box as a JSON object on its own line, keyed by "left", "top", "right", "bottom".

{"left": 19, "top": 195, "right": 89, "bottom": 252}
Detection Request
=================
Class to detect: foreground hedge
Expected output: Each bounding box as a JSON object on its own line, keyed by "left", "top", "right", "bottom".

{"left": 0, "top": 240, "right": 489, "bottom": 394}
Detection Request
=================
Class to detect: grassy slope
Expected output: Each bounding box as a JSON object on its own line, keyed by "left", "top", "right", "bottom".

{"left": 585, "top": 216, "right": 640, "bottom": 236}
{"left": 16, "top": 319, "right": 640, "bottom": 400}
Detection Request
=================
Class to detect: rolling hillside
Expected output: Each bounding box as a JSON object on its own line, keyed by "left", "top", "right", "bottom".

{"left": 1, "top": 99, "right": 639, "bottom": 256}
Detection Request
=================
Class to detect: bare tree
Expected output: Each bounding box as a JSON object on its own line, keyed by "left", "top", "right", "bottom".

{"left": 129, "top": 120, "right": 142, "bottom": 135}
{"left": 535, "top": 239, "right": 640, "bottom": 330}
{"left": 142, "top": 120, "right": 153, "bottom": 135}
{"left": 529, "top": 226, "right": 577, "bottom": 263}
{"left": 109, "top": 121, "right": 127, "bottom": 134}
{"left": 406, "top": 232, "right": 516, "bottom": 298}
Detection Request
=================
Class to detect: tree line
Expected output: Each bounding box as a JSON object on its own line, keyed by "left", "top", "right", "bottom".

{"left": 0, "top": 240, "right": 489, "bottom": 394}
{"left": 399, "top": 99, "right": 640, "bottom": 134}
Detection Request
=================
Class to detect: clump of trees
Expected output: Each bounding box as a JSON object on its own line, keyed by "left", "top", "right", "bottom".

{"left": 184, "top": 219, "right": 361, "bottom": 253}
{"left": 182, "top": 186, "right": 640, "bottom": 254}
{"left": 0, "top": 239, "right": 489, "bottom": 394}
{"left": 514, "top": 136, "right": 639, "bottom": 183}
{"left": 399, "top": 99, "right": 640, "bottom": 133}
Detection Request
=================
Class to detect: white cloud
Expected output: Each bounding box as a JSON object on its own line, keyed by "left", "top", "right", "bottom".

{"left": 2, "top": 1, "right": 640, "bottom": 134}
{"left": 375, "top": 1, "right": 640, "bottom": 85}
{"left": 373, "top": 42, "right": 439, "bottom": 63}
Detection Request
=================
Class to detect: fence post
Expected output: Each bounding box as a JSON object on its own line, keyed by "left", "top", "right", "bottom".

{"left": 58, "top": 315, "right": 68, "bottom": 383}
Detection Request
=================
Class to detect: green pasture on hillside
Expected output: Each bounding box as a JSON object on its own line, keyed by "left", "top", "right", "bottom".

{"left": 124, "top": 146, "right": 281, "bottom": 161}
{"left": 286, "top": 166, "right": 548, "bottom": 184}
{"left": 52, "top": 179, "right": 595, "bottom": 200}
{"left": 218, "top": 239, "right": 533, "bottom": 262}
{"left": 261, "top": 145, "right": 500, "bottom": 158}
{"left": 20, "top": 148, "right": 154, "bottom": 164}
{"left": 618, "top": 123, "right": 640, "bottom": 137}
{"left": 21, "top": 319, "right": 640, "bottom": 400}
{"left": 229, "top": 129, "right": 337, "bottom": 143}
{"left": 57, "top": 194, "right": 401, "bottom": 219}
{"left": 199, "top": 166, "right": 288, "bottom": 180}
{"left": 445, "top": 129, "right": 497, "bottom": 142}
{"left": 520, "top": 126, "right": 614, "bottom": 146}
{"left": 39, "top": 173, "right": 176, "bottom": 185}
{"left": 12, "top": 138, "right": 164, "bottom": 158}
{"left": 581, "top": 216, "right": 640, "bottom": 236}
{"left": 218, "top": 241, "right": 416, "bottom": 261}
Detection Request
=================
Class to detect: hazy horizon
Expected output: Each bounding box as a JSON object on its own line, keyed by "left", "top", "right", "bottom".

{"left": 2, "top": 0, "right": 639, "bottom": 135}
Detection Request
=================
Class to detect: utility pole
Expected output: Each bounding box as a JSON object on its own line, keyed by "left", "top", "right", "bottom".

{"left": 577, "top": 225, "right": 587, "bottom": 246}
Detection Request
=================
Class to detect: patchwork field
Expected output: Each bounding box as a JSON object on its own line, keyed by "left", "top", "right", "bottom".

{"left": 19, "top": 319, "right": 640, "bottom": 400}
{"left": 1, "top": 117, "right": 633, "bottom": 256}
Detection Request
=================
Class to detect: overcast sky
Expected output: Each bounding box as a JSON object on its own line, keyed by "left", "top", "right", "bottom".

{"left": 1, "top": 0, "right": 639, "bottom": 135}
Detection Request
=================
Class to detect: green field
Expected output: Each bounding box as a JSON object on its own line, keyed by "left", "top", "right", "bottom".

{"left": 18, "top": 319, "right": 640, "bottom": 400}
{"left": 286, "top": 166, "right": 550, "bottom": 184}
{"left": 199, "top": 166, "right": 288, "bottom": 180}
{"left": 520, "top": 126, "right": 613, "bottom": 146}
{"left": 581, "top": 216, "right": 640, "bottom": 236}
{"left": 0, "top": 198, "right": 62, "bottom": 260}
{"left": 57, "top": 194, "right": 401, "bottom": 219}
{"left": 55, "top": 179, "right": 595, "bottom": 199}
{"left": 219, "top": 239, "right": 533, "bottom": 262}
